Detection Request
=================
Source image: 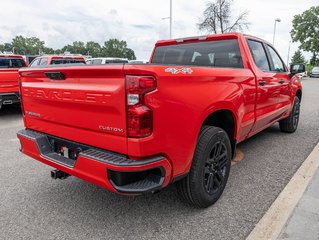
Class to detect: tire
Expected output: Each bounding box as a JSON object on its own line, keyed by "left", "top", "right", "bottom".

{"left": 176, "top": 126, "right": 232, "bottom": 208}
{"left": 279, "top": 96, "right": 300, "bottom": 133}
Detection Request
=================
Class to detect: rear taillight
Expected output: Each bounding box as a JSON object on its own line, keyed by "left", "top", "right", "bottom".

{"left": 126, "top": 75, "right": 156, "bottom": 138}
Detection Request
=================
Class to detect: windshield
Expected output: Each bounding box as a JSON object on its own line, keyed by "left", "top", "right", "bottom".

{"left": 51, "top": 59, "right": 85, "bottom": 64}
{"left": 0, "top": 58, "right": 26, "bottom": 68}
{"left": 312, "top": 67, "right": 319, "bottom": 71}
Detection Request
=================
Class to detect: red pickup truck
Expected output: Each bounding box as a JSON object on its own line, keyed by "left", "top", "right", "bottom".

{"left": 0, "top": 54, "right": 27, "bottom": 109}
{"left": 17, "top": 33, "right": 302, "bottom": 208}
{"left": 29, "top": 55, "right": 86, "bottom": 67}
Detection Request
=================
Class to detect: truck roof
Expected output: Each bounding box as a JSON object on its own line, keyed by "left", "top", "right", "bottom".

{"left": 39, "top": 55, "right": 85, "bottom": 59}
{"left": 155, "top": 32, "right": 272, "bottom": 47}
{"left": 0, "top": 54, "right": 24, "bottom": 58}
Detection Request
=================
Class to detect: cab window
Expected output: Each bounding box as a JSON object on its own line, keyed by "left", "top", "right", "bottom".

{"left": 266, "top": 45, "right": 286, "bottom": 72}
{"left": 247, "top": 40, "right": 270, "bottom": 72}
{"left": 152, "top": 39, "right": 243, "bottom": 68}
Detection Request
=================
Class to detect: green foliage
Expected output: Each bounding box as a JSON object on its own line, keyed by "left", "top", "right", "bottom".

{"left": 61, "top": 41, "right": 87, "bottom": 55}
{"left": 306, "top": 64, "right": 313, "bottom": 75}
{"left": 86, "top": 41, "right": 102, "bottom": 58}
{"left": 291, "top": 6, "right": 319, "bottom": 64}
{"left": 0, "top": 43, "right": 13, "bottom": 52}
{"left": 291, "top": 50, "right": 306, "bottom": 64}
{"left": 0, "top": 36, "right": 136, "bottom": 59}
{"left": 103, "top": 39, "right": 136, "bottom": 60}
{"left": 12, "top": 36, "right": 45, "bottom": 55}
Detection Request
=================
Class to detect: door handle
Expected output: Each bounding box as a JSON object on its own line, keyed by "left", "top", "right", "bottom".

{"left": 279, "top": 79, "right": 285, "bottom": 84}
{"left": 259, "top": 80, "right": 267, "bottom": 86}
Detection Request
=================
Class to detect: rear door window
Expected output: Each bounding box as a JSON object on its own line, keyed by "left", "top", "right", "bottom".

{"left": 247, "top": 40, "right": 270, "bottom": 72}
{"left": 152, "top": 39, "right": 243, "bottom": 68}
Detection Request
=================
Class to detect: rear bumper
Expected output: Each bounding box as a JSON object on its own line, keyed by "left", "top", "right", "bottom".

{"left": 17, "top": 129, "right": 172, "bottom": 194}
{"left": 0, "top": 92, "right": 20, "bottom": 107}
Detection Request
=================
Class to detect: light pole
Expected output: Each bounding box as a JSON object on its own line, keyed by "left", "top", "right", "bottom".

{"left": 272, "top": 18, "right": 281, "bottom": 46}
{"left": 162, "top": 0, "right": 173, "bottom": 38}
{"left": 287, "top": 40, "right": 291, "bottom": 66}
{"left": 169, "top": 0, "right": 172, "bottom": 39}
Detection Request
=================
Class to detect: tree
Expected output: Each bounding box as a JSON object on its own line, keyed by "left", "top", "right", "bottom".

{"left": 291, "top": 6, "right": 319, "bottom": 65}
{"left": 102, "top": 39, "right": 136, "bottom": 60}
{"left": 0, "top": 43, "right": 13, "bottom": 53}
{"left": 291, "top": 50, "right": 306, "bottom": 64}
{"left": 61, "top": 41, "right": 86, "bottom": 55}
{"left": 1, "top": 36, "right": 137, "bottom": 59}
{"left": 86, "top": 41, "right": 102, "bottom": 57}
{"left": 198, "top": 0, "right": 250, "bottom": 34}
{"left": 12, "top": 36, "right": 45, "bottom": 55}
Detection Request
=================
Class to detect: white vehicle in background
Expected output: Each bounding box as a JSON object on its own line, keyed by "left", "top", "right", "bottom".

{"left": 128, "top": 60, "right": 149, "bottom": 64}
{"left": 310, "top": 66, "right": 319, "bottom": 78}
{"left": 86, "top": 57, "right": 128, "bottom": 65}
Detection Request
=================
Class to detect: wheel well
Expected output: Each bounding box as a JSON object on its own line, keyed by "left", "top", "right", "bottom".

{"left": 296, "top": 89, "right": 302, "bottom": 102}
{"left": 202, "top": 110, "right": 236, "bottom": 157}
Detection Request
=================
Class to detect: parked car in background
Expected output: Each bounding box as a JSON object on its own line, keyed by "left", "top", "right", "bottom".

{"left": 310, "top": 66, "right": 319, "bottom": 78}
{"left": 0, "top": 53, "right": 27, "bottom": 109}
{"left": 86, "top": 57, "right": 129, "bottom": 65}
{"left": 29, "top": 54, "right": 86, "bottom": 67}
{"left": 17, "top": 33, "right": 302, "bottom": 208}
{"left": 128, "top": 60, "right": 149, "bottom": 64}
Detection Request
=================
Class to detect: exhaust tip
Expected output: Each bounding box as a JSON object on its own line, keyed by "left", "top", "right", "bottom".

{"left": 51, "top": 169, "right": 70, "bottom": 180}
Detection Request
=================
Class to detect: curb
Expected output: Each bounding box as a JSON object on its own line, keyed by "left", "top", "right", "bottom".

{"left": 246, "top": 142, "right": 319, "bottom": 240}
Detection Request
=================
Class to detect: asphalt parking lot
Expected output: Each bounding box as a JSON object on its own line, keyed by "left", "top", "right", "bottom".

{"left": 1, "top": 77, "right": 319, "bottom": 240}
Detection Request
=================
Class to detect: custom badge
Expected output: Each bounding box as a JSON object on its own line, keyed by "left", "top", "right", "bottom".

{"left": 165, "top": 67, "right": 193, "bottom": 74}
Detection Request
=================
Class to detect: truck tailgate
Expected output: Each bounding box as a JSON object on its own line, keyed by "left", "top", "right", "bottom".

{"left": 19, "top": 65, "right": 128, "bottom": 154}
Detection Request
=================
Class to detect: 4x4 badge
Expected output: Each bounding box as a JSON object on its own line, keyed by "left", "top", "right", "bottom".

{"left": 165, "top": 67, "right": 193, "bottom": 74}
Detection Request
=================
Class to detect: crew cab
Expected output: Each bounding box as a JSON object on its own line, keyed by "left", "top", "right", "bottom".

{"left": 17, "top": 33, "right": 302, "bottom": 208}
{"left": 0, "top": 53, "right": 28, "bottom": 109}
{"left": 29, "top": 54, "right": 86, "bottom": 67}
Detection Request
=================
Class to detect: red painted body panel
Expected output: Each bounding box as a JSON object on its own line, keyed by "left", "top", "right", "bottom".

{"left": 20, "top": 65, "right": 128, "bottom": 154}
{"left": 0, "top": 55, "right": 27, "bottom": 94}
{"left": 17, "top": 33, "right": 302, "bottom": 193}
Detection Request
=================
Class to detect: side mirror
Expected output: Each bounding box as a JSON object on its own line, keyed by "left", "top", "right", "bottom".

{"left": 290, "top": 64, "right": 306, "bottom": 78}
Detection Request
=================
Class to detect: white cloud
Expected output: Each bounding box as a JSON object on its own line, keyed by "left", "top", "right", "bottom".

{"left": 0, "top": 0, "right": 318, "bottom": 62}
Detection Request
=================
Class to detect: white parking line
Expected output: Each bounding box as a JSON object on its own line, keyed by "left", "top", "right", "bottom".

{"left": 246, "top": 142, "right": 319, "bottom": 240}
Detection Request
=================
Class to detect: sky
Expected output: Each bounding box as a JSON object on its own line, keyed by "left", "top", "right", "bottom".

{"left": 0, "top": 0, "right": 318, "bottom": 63}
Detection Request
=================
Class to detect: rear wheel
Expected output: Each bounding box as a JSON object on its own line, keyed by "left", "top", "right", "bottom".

{"left": 176, "top": 126, "right": 231, "bottom": 208}
{"left": 279, "top": 96, "right": 300, "bottom": 133}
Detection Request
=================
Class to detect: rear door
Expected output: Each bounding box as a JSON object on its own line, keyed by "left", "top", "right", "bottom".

{"left": 247, "top": 39, "right": 282, "bottom": 133}
{"left": 20, "top": 65, "right": 128, "bottom": 154}
{"left": 265, "top": 44, "right": 292, "bottom": 115}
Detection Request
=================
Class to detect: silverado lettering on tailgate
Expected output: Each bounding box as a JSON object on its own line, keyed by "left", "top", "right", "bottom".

{"left": 22, "top": 88, "right": 111, "bottom": 104}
